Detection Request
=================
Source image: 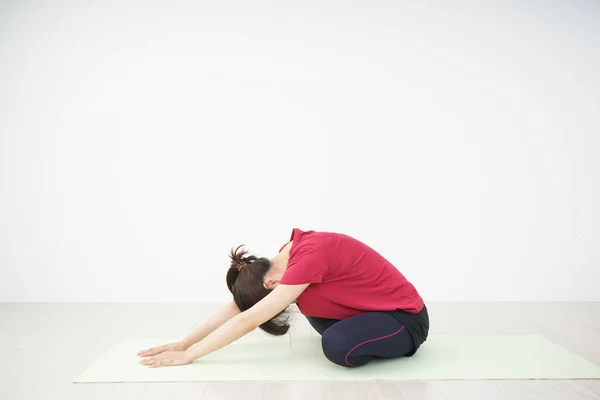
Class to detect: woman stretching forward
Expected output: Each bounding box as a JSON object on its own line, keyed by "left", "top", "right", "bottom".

{"left": 138, "top": 228, "right": 429, "bottom": 368}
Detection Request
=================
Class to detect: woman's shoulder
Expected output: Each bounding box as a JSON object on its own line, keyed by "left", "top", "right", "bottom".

{"left": 278, "top": 228, "right": 339, "bottom": 255}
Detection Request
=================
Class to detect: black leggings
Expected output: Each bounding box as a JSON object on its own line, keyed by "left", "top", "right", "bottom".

{"left": 307, "top": 312, "right": 415, "bottom": 367}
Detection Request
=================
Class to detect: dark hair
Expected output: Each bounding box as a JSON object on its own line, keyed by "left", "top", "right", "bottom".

{"left": 226, "top": 245, "right": 290, "bottom": 336}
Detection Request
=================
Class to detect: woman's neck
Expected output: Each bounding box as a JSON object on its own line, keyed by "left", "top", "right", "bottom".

{"left": 269, "top": 243, "right": 291, "bottom": 281}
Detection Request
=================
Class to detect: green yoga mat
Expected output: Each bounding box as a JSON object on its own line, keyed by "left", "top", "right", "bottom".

{"left": 73, "top": 334, "right": 600, "bottom": 382}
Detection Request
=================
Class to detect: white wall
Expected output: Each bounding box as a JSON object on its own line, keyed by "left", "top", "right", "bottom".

{"left": 1, "top": 0, "right": 599, "bottom": 302}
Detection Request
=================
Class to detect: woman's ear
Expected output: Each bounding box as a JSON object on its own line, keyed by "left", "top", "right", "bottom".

{"left": 263, "top": 278, "right": 279, "bottom": 290}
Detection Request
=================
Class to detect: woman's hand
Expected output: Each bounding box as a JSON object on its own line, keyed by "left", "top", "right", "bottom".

{"left": 139, "top": 351, "right": 193, "bottom": 368}
{"left": 137, "top": 342, "right": 186, "bottom": 357}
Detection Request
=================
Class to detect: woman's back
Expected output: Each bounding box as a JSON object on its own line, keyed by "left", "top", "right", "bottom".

{"left": 279, "top": 228, "right": 424, "bottom": 320}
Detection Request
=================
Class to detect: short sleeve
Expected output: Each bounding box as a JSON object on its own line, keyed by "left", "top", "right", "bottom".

{"left": 280, "top": 244, "right": 328, "bottom": 285}
{"left": 278, "top": 228, "right": 299, "bottom": 253}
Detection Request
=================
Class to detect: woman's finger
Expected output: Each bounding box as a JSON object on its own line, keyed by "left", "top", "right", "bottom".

{"left": 138, "top": 345, "right": 165, "bottom": 356}
{"left": 138, "top": 348, "right": 155, "bottom": 356}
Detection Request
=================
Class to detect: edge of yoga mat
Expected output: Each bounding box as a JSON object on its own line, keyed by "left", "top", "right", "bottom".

{"left": 73, "top": 334, "right": 600, "bottom": 383}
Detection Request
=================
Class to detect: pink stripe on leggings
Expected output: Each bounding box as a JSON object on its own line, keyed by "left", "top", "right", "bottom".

{"left": 344, "top": 326, "right": 406, "bottom": 367}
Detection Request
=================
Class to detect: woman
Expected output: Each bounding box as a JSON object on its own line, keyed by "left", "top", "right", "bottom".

{"left": 138, "top": 228, "right": 429, "bottom": 368}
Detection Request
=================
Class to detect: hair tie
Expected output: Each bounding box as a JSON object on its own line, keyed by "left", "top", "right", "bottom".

{"left": 236, "top": 261, "right": 248, "bottom": 271}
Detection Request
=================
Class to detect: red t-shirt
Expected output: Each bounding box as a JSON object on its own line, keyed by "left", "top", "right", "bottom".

{"left": 279, "top": 228, "right": 424, "bottom": 320}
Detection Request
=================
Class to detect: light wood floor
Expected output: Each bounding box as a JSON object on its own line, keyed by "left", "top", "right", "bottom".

{"left": 1, "top": 302, "right": 599, "bottom": 400}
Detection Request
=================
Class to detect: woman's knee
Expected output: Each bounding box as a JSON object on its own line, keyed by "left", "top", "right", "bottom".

{"left": 321, "top": 327, "right": 356, "bottom": 367}
{"left": 320, "top": 313, "right": 413, "bottom": 367}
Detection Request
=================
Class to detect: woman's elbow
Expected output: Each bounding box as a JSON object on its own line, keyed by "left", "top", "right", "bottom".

{"left": 237, "top": 311, "right": 262, "bottom": 332}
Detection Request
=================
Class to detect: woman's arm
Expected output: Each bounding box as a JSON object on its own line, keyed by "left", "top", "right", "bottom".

{"left": 180, "top": 300, "right": 241, "bottom": 349}
{"left": 140, "top": 284, "right": 308, "bottom": 367}
{"left": 138, "top": 300, "right": 240, "bottom": 357}
{"left": 185, "top": 283, "right": 308, "bottom": 361}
